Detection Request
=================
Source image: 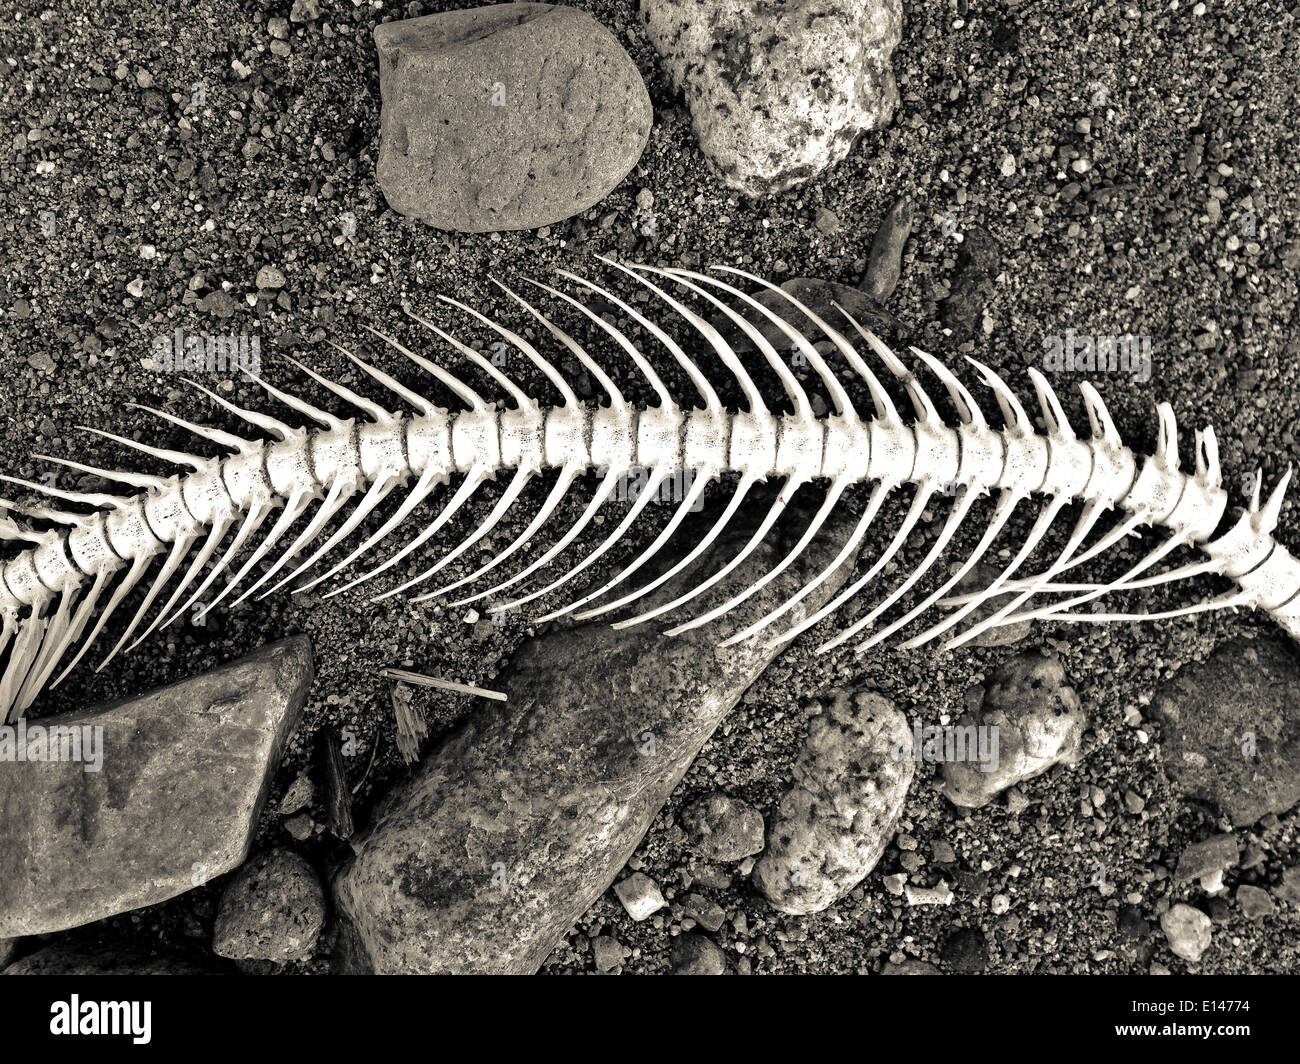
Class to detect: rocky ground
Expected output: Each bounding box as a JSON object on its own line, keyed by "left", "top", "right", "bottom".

{"left": 2, "top": 0, "right": 1299, "bottom": 973}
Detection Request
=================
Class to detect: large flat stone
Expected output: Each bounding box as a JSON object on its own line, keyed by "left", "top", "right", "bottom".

{"left": 333, "top": 508, "right": 867, "bottom": 974}
{"left": 0, "top": 637, "right": 312, "bottom": 937}
{"left": 3, "top": 943, "right": 218, "bottom": 975}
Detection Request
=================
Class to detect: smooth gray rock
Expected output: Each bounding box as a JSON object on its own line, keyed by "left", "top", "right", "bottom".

{"left": 754, "top": 689, "right": 913, "bottom": 915}
{"left": 671, "top": 934, "right": 727, "bottom": 974}
{"left": 863, "top": 198, "right": 912, "bottom": 301}
{"left": 941, "top": 648, "right": 1085, "bottom": 809}
{"left": 1150, "top": 636, "right": 1300, "bottom": 826}
{"left": 213, "top": 848, "right": 326, "bottom": 963}
{"left": 1173, "top": 834, "right": 1239, "bottom": 884}
{"left": 0, "top": 638, "right": 312, "bottom": 937}
{"left": 642, "top": 0, "right": 901, "bottom": 196}
{"left": 333, "top": 509, "right": 867, "bottom": 974}
{"left": 375, "top": 5, "right": 651, "bottom": 232}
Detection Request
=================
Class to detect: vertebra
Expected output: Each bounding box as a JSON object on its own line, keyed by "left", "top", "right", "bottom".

{"left": 1, "top": 261, "right": 1297, "bottom": 723}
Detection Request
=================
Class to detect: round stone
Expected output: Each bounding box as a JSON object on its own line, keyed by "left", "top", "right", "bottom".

{"left": 374, "top": 4, "right": 651, "bottom": 232}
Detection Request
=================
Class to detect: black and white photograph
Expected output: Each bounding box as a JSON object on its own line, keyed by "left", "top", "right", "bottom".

{"left": 0, "top": 0, "right": 1294, "bottom": 1033}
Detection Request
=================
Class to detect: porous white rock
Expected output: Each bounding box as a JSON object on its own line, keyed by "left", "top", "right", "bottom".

{"left": 942, "top": 648, "right": 1086, "bottom": 808}
{"left": 1161, "top": 903, "right": 1213, "bottom": 962}
{"left": 642, "top": 0, "right": 902, "bottom": 196}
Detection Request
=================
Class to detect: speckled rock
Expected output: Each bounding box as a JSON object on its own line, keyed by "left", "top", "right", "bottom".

{"left": 1161, "top": 903, "right": 1213, "bottom": 962}
{"left": 212, "top": 848, "right": 326, "bottom": 963}
{"left": 374, "top": 5, "right": 651, "bottom": 232}
{"left": 681, "top": 793, "right": 765, "bottom": 862}
{"left": 1150, "top": 636, "right": 1300, "bottom": 827}
{"left": 941, "top": 648, "right": 1085, "bottom": 809}
{"left": 671, "top": 934, "right": 727, "bottom": 974}
{"left": 0, "top": 638, "right": 312, "bottom": 938}
{"left": 642, "top": 0, "right": 902, "bottom": 196}
{"left": 333, "top": 509, "right": 869, "bottom": 974}
{"left": 753, "top": 689, "right": 913, "bottom": 915}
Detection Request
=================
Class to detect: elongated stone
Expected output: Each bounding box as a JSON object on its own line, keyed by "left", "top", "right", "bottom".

{"left": 0, "top": 637, "right": 312, "bottom": 937}
{"left": 333, "top": 508, "right": 866, "bottom": 974}
{"left": 754, "top": 689, "right": 913, "bottom": 915}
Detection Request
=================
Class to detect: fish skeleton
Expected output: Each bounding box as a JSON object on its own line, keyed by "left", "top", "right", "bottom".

{"left": 1, "top": 260, "right": 1296, "bottom": 723}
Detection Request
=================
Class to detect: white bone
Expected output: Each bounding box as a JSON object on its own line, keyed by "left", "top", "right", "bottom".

{"left": 418, "top": 463, "right": 583, "bottom": 602}
{"left": 324, "top": 469, "right": 491, "bottom": 599}
{"left": 374, "top": 464, "right": 535, "bottom": 601}
{"left": 516, "top": 279, "right": 671, "bottom": 409}
{"left": 821, "top": 486, "right": 982, "bottom": 655}
{"left": 157, "top": 496, "right": 274, "bottom": 629}
{"left": 51, "top": 553, "right": 153, "bottom": 690}
{"left": 330, "top": 342, "right": 435, "bottom": 417}
{"left": 233, "top": 478, "right": 356, "bottom": 605}
{"left": 3, "top": 263, "right": 1296, "bottom": 720}
{"left": 280, "top": 353, "right": 393, "bottom": 423}
{"left": 31, "top": 454, "right": 169, "bottom": 493}
{"left": 690, "top": 269, "right": 855, "bottom": 418}
{"left": 96, "top": 531, "right": 199, "bottom": 672}
{"left": 672, "top": 475, "right": 844, "bottom": 637}
{"left": 261, "top": 472, "right": 402, "bottom": 598}
{"left": 574, "top": 472, "right": 759, "bottom": 623}
{"left": 469, "top": 466, "right": 624, "bottom": 609}
{"left": 903, "top": 494, "right": 1070, "bottom": 649}
{"left": 618, "top": 263, "right": 769, "bottom": 419}
{"left": 538, "top": 466, "right": 715, "bottom": 622}
{"left": 128, "top": 512, "right": 233, "bottom": 649}
{"left": 195, "top": 489, "right": 313, "bottom": 620}
{"left": 245, "top": 369, "right": 347, "bottom": 433}
{"left": 496, "top": 468, "right": 667, "bottom": 615}
{"left": 591, "top": 257, "right": 721, "bottom": 411}
{"left": 182, "top": 378, "right": 295, "bottom": 440}
{"left": 292, "top": 464, "right": 445, "bottom": 595}
{"left": 408, "top": 308, "right": 535, "bottom": 413}
{"left": 720, "top": 478, "right": 894, "bottom": 643}
{"left": 769, "top": 484, "right": 936, "bottom": 649}
{"left": 851, "top": 488, "right": 1023, "bottom": 654}
{"left": 635, "top": 477, "right": 803, "bottom": 633}
{"left": 363, "top": 325, "right": 488, "bottom": 413}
